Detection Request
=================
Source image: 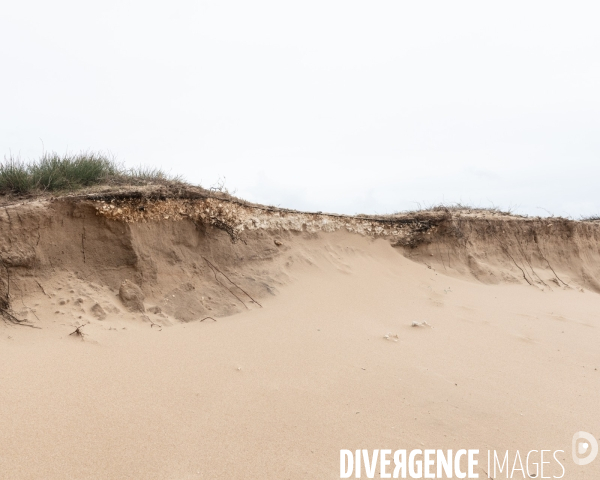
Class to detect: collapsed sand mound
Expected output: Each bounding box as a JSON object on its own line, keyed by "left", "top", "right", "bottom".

{"left": 1, "top": 188, "right": 599, "bottom": 327}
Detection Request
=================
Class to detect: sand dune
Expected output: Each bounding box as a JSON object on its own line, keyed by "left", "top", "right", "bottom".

{"left": 1, "top": 191, "right": 599, "bottom": 479}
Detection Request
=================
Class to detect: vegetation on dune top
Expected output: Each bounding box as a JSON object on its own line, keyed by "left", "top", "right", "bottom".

{"left": 1, "top": 152, "right": 597, "bottom": 222}
{"left": 395, "top": 202, "right": 516, "bottom": 218}
{"left": 0, "top": 152, "right": 184, "bottom": 195}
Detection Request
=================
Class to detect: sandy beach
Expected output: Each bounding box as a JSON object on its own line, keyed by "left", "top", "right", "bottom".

{"left": 1, "top": 195, "right": 599, "bottom": 479}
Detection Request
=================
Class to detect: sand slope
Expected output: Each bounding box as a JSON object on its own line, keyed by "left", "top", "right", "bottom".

{"left": 1, "top": 196, "right": 599, "bottom": 479}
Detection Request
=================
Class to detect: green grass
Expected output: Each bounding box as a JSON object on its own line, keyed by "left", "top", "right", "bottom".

{"left": 0, "top": 152, "right": 183, "bottom": 195}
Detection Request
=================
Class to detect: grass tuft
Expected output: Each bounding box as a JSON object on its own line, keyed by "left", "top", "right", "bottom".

{"left": 0, "top": 152, "right": 183, "bottom": 195}
{"left": 124, "top": 165, "right": 184, "bottom": 183}
{"left": 0, "top": 158, "right": 31, "bottom": 193}
{"left": 395, "top": 202, "right": 516, "bottom": 217}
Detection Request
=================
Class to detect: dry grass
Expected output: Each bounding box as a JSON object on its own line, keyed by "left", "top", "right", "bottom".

{"left": 0, "top": 152, "right": 184, "bottom": 195}
{"left": 395, "top": 202, "right": 516, "bottom": 217}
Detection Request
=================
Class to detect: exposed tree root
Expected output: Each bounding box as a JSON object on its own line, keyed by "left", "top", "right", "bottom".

{"left": 535, "top": 241, "right": 569, "bottom": 287}
{"left": 202, "top": 257, "right": 262, "bottom": 309}
{"left": 69, "top": 323, "right": 88, "bottom": 340}
{"left": 0, "top": 263, "right": 38, "bottom": 327}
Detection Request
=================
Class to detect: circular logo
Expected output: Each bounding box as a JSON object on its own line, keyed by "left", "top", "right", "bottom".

{"left": 572, "top": 432, "right": 599, "bottom": 466}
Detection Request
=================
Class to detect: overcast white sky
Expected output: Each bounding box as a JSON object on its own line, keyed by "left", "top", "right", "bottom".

{"left": 1, "top": 1, "right": 599, "bottom": 217}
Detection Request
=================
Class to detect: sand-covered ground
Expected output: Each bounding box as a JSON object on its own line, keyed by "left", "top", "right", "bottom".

{"left": 1, "top": 194, "right": 599, "bottom": 479}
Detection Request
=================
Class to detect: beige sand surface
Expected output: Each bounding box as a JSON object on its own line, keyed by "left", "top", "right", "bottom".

{"left": 1, "top": 229, "right": 599, "bottom": 479}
